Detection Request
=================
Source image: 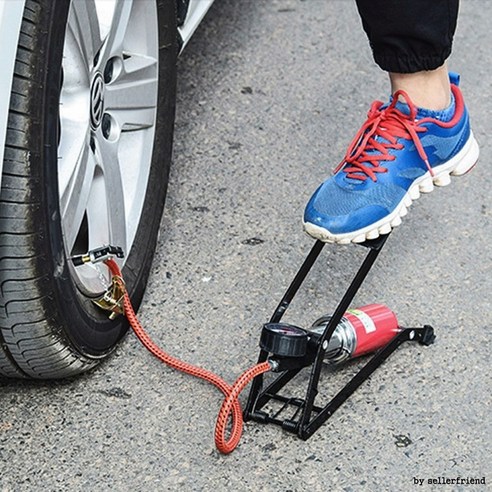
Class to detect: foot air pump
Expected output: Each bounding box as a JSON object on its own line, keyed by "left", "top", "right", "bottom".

{"left": 244, "top": 234, "right": 435, "bottom": 440}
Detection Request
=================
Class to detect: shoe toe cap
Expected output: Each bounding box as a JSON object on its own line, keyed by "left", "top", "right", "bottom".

{"left": 304, "top": 179, "right": 402, "bottom": 234}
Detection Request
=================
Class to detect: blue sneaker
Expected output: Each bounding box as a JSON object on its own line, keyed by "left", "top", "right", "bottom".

{"left": 304, "top": 74, "right": 479, "bottom": 244}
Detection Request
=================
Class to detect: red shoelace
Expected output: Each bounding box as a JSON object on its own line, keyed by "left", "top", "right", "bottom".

{"left": 334, "top": 90, "right": 432, "bottom": 181}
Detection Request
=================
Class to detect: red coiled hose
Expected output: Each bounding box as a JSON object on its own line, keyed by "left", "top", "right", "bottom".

{"left": 105, "top": 259, "right": 271, "bottom": 454}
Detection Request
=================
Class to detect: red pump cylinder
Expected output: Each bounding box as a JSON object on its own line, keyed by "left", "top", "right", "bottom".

{"left": 310, "top": 304, "right": 400, "bottom": 364}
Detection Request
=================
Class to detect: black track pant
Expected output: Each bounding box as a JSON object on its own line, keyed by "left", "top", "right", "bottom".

{"left": 355, "top": 0, "right": 459, "bottom": 73}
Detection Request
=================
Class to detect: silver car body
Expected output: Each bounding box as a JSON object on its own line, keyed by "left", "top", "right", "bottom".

{"left": 0, "top": 0, "right": 214, "bottom": 188}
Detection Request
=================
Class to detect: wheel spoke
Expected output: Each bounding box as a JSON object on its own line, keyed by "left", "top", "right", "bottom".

{"left": 104, "top": 54, "right": 158, "bottom": 131}
{"left": 67, "top": 0, "right": 102, "bottom": 70}
{"left": 60, "top": 140, "right": 97, "bottom": 253}
{"left": 98, "top": 0, "right": 134, "bottom": 66}
{"left": 94, "top": 133, "right": 127, "bottom": 254}
{"left": 58, "top": 116, "right": 90, "bottom": 198}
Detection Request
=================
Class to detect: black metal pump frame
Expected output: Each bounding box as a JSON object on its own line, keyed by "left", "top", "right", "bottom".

{"left": 244, "top": 234, "right": 435, "bottom": 440}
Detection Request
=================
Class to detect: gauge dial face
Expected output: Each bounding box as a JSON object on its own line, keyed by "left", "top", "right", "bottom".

{"left": 260, "top": 323, "right": 309, "bottom": 357}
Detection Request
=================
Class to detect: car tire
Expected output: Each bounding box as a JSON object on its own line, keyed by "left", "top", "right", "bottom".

{"left": 0, "top": 0, "right": 177, "bottom": 378}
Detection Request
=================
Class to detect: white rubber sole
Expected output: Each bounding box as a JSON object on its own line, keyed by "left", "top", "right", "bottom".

{"left": 304, "top": 132, "right": 480, "bottom": 244}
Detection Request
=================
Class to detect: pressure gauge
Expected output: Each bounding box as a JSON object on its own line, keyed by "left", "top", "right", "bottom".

{"left": 260, "top": 323, "right": 308, "bottom": 357}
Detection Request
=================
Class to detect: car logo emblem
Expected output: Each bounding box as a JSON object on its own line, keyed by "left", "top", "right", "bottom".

{"left": 90, "top": 73, "right": 105, "bottom": 129}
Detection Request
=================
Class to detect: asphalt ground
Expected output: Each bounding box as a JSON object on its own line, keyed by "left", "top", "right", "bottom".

{"left": 1, "top": 1, "right": 491, "bottom": 490}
